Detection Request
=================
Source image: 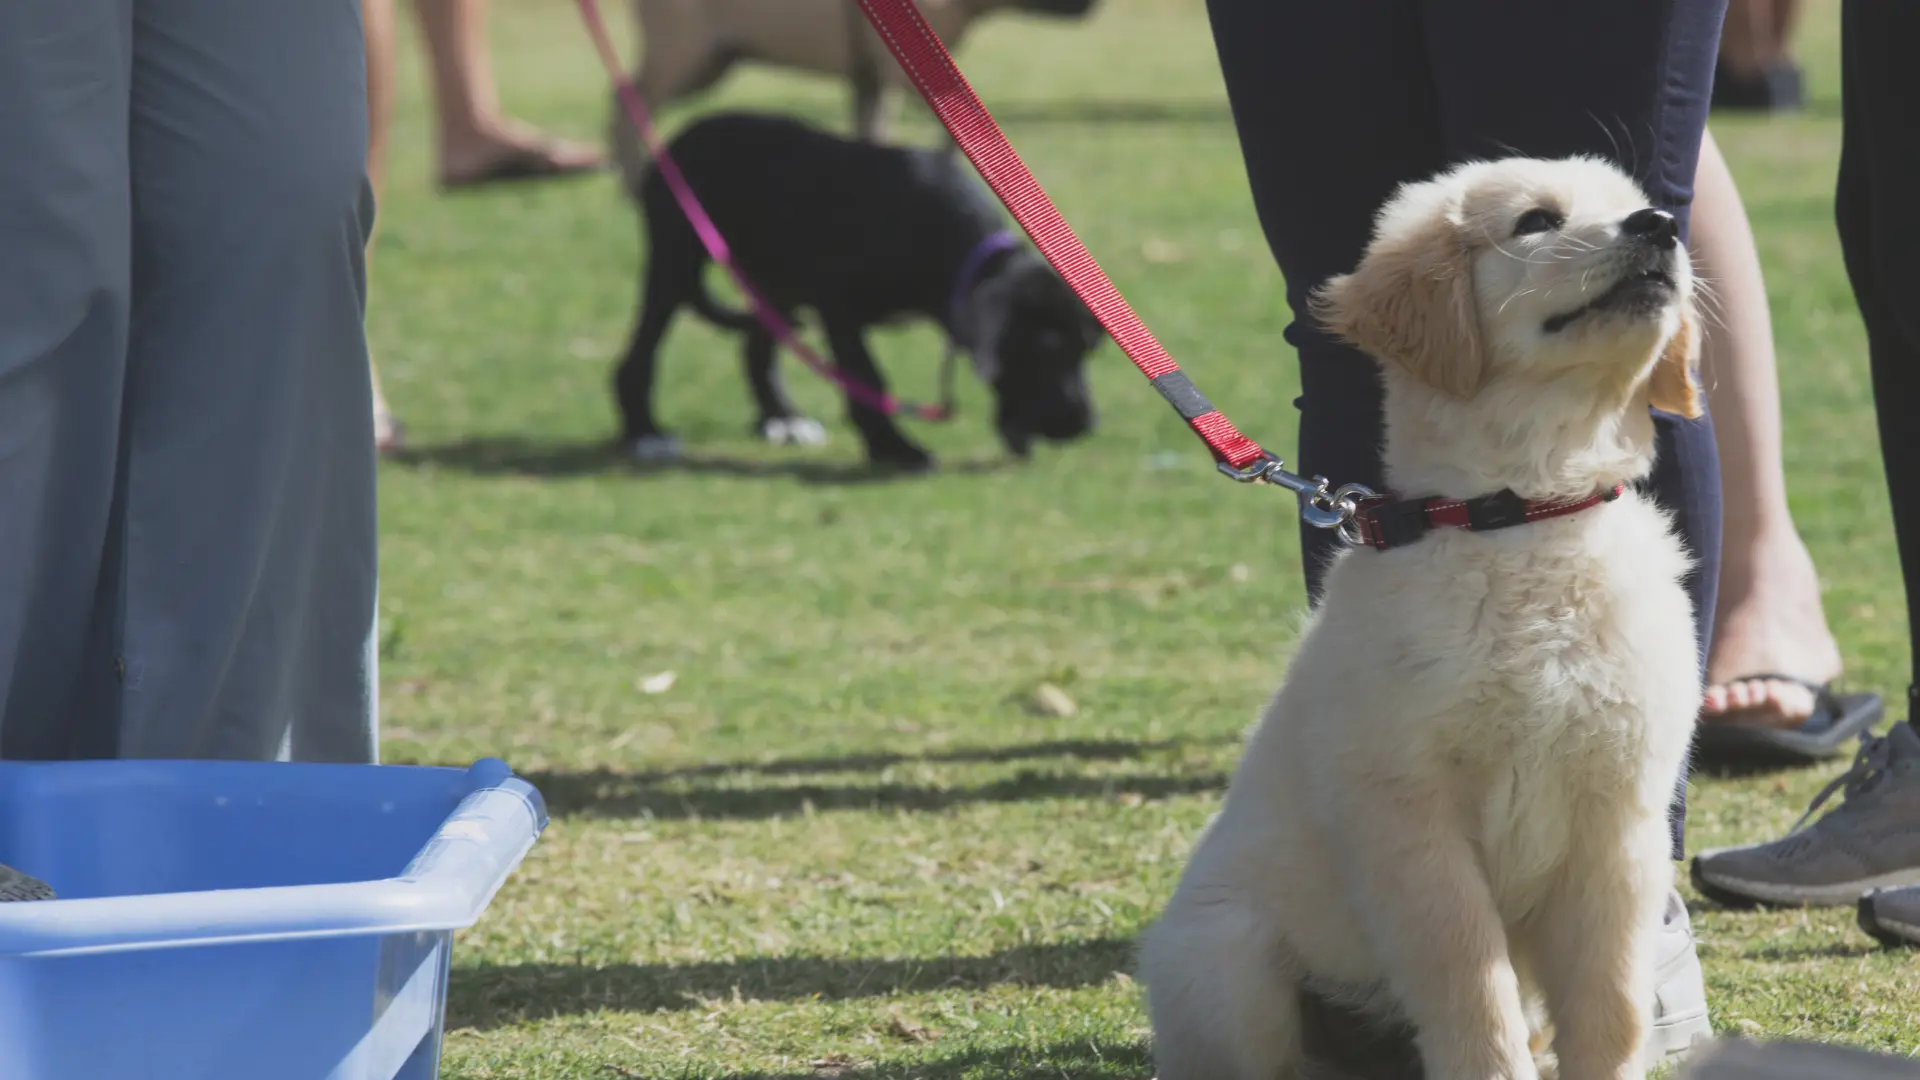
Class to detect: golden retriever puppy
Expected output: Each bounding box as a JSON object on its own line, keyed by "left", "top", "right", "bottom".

{"left": 1139, "top": 157, "right": 1704, "bottom": 1080}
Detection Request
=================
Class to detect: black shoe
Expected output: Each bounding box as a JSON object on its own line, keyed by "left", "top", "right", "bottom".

{"left": 1712, "top": 60, "right": 1806, "bottom": 111}
{"left": 0, "top": 863, "right": 54, "bottom": 902}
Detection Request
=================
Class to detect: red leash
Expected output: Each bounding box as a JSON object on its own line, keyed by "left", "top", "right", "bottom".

{"left": 846, "top": 0, "right": 1650, "bottom": 543}
{"left": 850, "top": 0, "right": 1272, "bottom": 472}
{"left": 580, "top": 0, "right": 1373, "bottom": 529}
{"left": 575, "top": 0, "right": 951, "bottom": 422}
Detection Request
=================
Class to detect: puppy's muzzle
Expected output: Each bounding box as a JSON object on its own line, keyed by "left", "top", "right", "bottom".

{"left": 1542, "top": 207, "right": 1680, "bottom": 333}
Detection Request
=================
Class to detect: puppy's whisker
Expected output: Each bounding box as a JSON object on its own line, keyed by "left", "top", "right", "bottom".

{"left": 1487, "top": 136, "right": 1527, "bottom": 161}
{"left": 1477, "top": 223, "right": 1536, "bottom": 267}
{"left": 1544, "top": 240, "right": 1598, "bottom": 263}
{"left": 1690, "top": 280, "right": 1729, "bottom": 332}
{"left": 1497, "top": 287, "right": 1540, "bottom": 315}
{"left": 1618, "top": 120, "right": 1648, "bottom": 183}
{"left": 1590, "top": 111, "right": 1624, "bottom": 171}
{"left": 1482, "top": 226, "right": 1593, "bottom": 269}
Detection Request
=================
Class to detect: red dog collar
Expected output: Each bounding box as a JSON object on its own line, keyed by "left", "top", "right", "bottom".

{"left": 1348, "top": 485, "right": 1627, "bottom": 551}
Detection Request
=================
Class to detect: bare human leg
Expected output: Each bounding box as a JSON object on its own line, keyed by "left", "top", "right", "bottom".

{"left": 363, "top": 0, "right": 406, "bottom": 454}
{"left": 1714, "top": 0, "right": 1804, "bottom": 111}
{"left": 1694, "top": 128, "right": 1843, "bottom": 730}
{"left": 415, "top": 0, "right": 603, "bottom": 188}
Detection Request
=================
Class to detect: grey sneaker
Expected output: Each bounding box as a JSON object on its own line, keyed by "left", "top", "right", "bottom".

{"left": 1859, "top": 884, "right": 1920, "bottom": 948}
{"left": 0, "top": 863, "right": 54, "bottom": 902}
{"left": 1648, "top": 890, "right": 1713, "bottom": 1069}
{"left": 1692, "top": 722, "right": 1920, "bottom": 907}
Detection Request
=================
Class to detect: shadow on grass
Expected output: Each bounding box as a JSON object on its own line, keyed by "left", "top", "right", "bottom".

{"left": 392, "top": 436, "right": 1015, "bottom": 486}
{"left": 988, "top": 98, "right": 1233, "bottom": 127}
{"left": 448, "top": 937, "right": 1136, "bottom": 1029}
{"left": 1689, "top": 758, "right": 1818, "bottom": 781}
{"left": 1737, "top": 940, "right": 1882, "bottom": 962}
{"left": 520, "top": 765, "right": 1227, "bottom": 821}
{"left": 714, "top": 1039, "right": 1156, "bottom": 1080}
{"left": 622, "top": 736, "right": 1226, "bottom": 784}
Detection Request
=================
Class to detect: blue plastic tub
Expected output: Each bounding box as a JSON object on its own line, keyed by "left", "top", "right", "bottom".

{"left": 0, "top": 757, "right": 547, "bottom": 1080}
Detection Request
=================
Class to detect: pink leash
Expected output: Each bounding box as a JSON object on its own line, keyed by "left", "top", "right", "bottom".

{"left": 578, "top": 0, "right": 1380, "bottom": 531}
{"left": 575, "top": 0, "right": 952, "bottom": 422}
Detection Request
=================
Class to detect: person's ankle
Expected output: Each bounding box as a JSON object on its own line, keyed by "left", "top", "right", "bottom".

{"left": 1718, "top": 520, "right": 1817, "bottom": 578}
{"left": 1716, "top": 49, "right": 1769, "bottom": 80}
{"left": 436, "top": 114, "right": 515, "bottom": 161}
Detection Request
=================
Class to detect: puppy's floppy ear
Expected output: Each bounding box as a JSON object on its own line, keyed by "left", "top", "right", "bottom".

{"left": 1647, "top": 307, "right": 1703, "bottom": 418}
{"left": 1310, "top": 213, "right": 1486, "bottom": 398}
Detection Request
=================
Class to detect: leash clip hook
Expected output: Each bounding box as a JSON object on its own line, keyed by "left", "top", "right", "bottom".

{"left": 1217, "top": 457, "right": 1377, "bottom": 536}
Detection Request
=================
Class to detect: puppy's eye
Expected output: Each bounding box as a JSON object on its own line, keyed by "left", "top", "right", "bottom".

{"left": 1512, "top": 208, "right": 1564, "bottom": 236}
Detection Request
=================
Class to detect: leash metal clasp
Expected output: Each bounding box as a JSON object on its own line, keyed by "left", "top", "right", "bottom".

{"left": 1218, "top": 456, "right": 1377, "bottom": 542}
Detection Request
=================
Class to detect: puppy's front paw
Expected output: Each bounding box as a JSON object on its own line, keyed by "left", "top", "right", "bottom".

{"left": 626, "top": 433, "right": 683, "bottom": 462}
{"left": 757, "top": 416, "right": 830, "bottom": 446}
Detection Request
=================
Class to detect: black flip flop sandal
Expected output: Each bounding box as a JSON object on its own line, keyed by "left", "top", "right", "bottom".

{"left": 438, "top": 148, "right": 604, "bottom": 192}
{"left": 1710, "top": 59, "right": 1806, "bottom": 112}
{"left": 1694, "top": 673, "right": 1884, "bottom": 768}
{"left": 0, "top": 862, "right": 54, "bottom": 902}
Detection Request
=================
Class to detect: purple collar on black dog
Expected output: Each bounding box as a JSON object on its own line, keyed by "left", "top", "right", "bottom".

{"left": 947, "top": 230, "right": 1022, "bottom": 345}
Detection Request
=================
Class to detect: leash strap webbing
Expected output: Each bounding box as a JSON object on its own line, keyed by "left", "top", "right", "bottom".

{"left": 851, "top": 0, "right": 1271, "bottom": 469}
{"left": 578, "top": 0, "right": 951, "bottom": 421}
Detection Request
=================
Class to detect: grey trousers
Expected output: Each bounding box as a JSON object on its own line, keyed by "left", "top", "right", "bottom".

{"left": 0, "top": 0, "right": 379, "bottom": 762}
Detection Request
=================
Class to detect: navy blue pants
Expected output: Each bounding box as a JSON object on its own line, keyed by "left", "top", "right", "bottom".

{"left": 1205, "top": 0, "right": 1729, "bottom": 859}
{"left": 1838, "top": 1, "right": 1920, "bottom": 720}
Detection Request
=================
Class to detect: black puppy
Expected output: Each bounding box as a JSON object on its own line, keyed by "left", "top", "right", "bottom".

{"left": 617, "top": 112, "right": 1102, "bottom": 469}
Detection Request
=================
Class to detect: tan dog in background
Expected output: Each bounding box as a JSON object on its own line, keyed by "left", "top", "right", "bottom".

{"left": 1139, "top": 157, "right": 1706, "bottom": 1080}
{"left": 614, "top": 0, "right": 1097, "bottom": 180}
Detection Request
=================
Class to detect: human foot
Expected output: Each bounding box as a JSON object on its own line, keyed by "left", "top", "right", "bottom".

{"left": 1647, "top": 890, "right": 1713, "bottom": 1068}
{"left": 1710, "top": 59, "right": 1806, "bottom": 112}
{"left": 1692, "top": 721, "right": 1920, "bottom": 907}
{"left": 439, "top": 119, "right": 602, "bottom": 190}
{"left": 1703, "top": 675, "right": 1825, "bottom": 728}
{"left": 1703, "top": 529, "right": 1844, "bottom": 729}
{"left": 371, "top": 362, "right": 406, "bottom": 455}
{"left": 1860, "top": 883, "right": 1920, "bottom": 948}
{"left": 374, "top": 397, "right": 406, "bottom": 455}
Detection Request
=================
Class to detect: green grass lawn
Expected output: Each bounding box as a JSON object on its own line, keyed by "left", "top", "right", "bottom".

{"left": 367, "top": 1, "right": 1917, "bottom": 1075}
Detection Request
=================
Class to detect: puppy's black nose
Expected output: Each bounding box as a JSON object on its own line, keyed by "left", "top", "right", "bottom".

{"left": 1621, "top": 207, "right": 1678, "bottom": 249}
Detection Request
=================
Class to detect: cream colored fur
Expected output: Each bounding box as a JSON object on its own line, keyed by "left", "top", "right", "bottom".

{"left": 1139, "top": 157, "right": 1705, "bottom": 1080}
{"left": 617, "top": 0, "right": 1038, "bottom": 180}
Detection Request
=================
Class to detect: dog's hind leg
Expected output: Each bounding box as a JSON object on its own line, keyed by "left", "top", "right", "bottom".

{"left": 1139, "top": 898, "right": 1305, "bottom": 1080}
{"left": 744, "top": 326, "right": 827, "bottom": 446}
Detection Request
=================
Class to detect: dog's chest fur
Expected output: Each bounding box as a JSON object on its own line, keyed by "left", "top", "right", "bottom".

{"left": 1276, "top": 494, "right": 1698, "bottom": 909}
